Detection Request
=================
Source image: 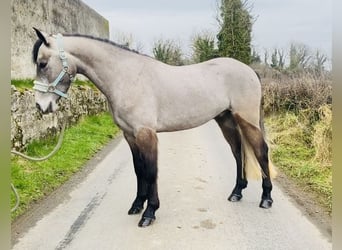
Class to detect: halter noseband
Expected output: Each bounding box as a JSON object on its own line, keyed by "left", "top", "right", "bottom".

{"left": 33, "top": 34, "right": 73, "bottom": 98}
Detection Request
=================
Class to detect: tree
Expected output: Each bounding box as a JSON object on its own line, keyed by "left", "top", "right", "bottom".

{"left": 270, "top": 48, "right": 285, "bottom": 70}
{"left": 251, "top": 48, "right": 261, "bottom": 64}
{"left": 217, "top": 0, "right": 253, "bottom": 64}
{"left": 191, "top": 32, "right": 219, "bottom": 63}
{"left": 311, "top": 50, "right": 327, "bottom": 75}
{"left": 152, "top": 39, "right": 184, "bottom": 66}
{"left": 270, "top": 49, "right": 278, "bottom": 69}
{"left": 288, "top": 43, "right": 311, "bottom": 72}
{"left": 263, "top": 49, "right": 269, "bottom": 66}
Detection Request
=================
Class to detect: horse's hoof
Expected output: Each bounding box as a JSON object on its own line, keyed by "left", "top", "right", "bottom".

{"left": 228, "top": 193, "right": 242, "bottom": 202}
{"left": 128, "top": 206, "right": 143, "bottom": 215}
{"left": 259, "top": 199, "right": 273, "bottom": 209}
{"left": 138, "top": 216, "right": 155, "bottom": 227}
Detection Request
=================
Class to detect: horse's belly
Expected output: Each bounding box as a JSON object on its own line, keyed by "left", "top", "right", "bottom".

{"left": 156, "top": 106, "right": 226, "bottom": 132}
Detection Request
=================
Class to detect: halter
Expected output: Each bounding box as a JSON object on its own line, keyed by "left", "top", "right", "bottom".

{"left": 33, "top": 33, "right": 73, "bottom": 98}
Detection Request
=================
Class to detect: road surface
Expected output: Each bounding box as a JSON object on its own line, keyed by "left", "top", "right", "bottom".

{"left": 12, "top": 121, "right": 331, "bottom": 250}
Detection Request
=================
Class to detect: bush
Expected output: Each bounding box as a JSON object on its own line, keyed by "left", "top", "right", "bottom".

{"left": 262, "top": 69, "right": 332, "bottom": 211}
{"left": 261, "top": 72, "right": 332, "bottom": 115}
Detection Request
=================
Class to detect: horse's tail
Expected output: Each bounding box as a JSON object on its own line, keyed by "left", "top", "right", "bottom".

{"left": 238, "top": 119, "right": 277, "bottom": 180}
{"left": 238, "top": 128, "right": 263, "bottom": 180}
{"left": 236, "top": 72, "right": 277, "bottom": 180}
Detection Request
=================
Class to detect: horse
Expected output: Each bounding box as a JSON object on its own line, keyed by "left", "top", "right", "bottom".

{"left": 32, "top": 28, "right": 276, "bottom": 227}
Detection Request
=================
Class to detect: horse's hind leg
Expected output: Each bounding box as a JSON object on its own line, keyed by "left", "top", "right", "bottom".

{"left": 126, "top": 128, "right": 160, "bottom": 227}
{"left": 234, "top": 113, "right": 273, "bottom": 209}
{"left": 215, "top": 110, "right": 248, "bottom": 202}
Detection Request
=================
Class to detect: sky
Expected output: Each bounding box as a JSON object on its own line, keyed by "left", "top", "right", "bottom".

{"left": 81, "top": 0, "right": 332, "bottom": 62}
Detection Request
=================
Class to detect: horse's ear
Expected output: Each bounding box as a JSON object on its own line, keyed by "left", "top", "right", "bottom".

{"left": 33, "top": 27, "right": 49, "bottom": 46}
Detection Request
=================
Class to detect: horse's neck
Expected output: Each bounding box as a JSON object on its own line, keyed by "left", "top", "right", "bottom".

{"left": 65, "top": 36, "right": 135, "bottom": 99}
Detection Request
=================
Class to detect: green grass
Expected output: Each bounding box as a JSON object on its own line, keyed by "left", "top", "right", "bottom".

{"left": 265, "top": 112, "right": 332, "bottom": 212}
{"left": 11, "top": 79, "right": 34, "bottom": 90}
{"left": 11, "top": 112, "right": 119, "bottom": 220}
{"left": 73, "top": 78, "right": 97, "bottom": 89}
{"left": 11, "top": 78, "right": 96, "bottom": 91}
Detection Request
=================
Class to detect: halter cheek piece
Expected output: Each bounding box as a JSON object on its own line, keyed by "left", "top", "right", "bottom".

{"left": 33, "top": 34, "right": 74, "bottom": 99}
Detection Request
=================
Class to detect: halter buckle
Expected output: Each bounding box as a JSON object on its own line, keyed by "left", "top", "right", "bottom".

{"left": 47, "top": 86, "right": 56, "bottom": 92}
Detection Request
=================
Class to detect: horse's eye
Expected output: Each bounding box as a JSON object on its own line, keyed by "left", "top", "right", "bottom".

{"left": 39, "top": 62, "right": 47, "bottom": 69}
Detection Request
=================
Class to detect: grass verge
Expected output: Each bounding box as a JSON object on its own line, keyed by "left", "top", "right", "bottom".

{"left": 11, "top": 78, "right": 96, "bottom": 91}
{"left": 265, "top": 112, "right": 332, "bottom": 213}
{"left": 11, "top": 79, "right": 33, "bottom": 91}
{"left": 11, "top": 112, "right": 119, "bottom": 221}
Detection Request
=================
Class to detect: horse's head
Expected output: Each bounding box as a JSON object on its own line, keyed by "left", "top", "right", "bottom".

{"left": 32, "top": 28, "right": 76, "bottom": 113}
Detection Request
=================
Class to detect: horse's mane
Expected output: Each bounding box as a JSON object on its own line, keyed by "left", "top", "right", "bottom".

{"left": 63, "top": 33, "right": 142, "bottom": 55}
{"left": 32, "top": 33, "right": 145, "bottom": 63}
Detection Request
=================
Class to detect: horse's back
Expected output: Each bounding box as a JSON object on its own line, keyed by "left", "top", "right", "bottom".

{"left": 152, "top": 57, "right": 261, "bottom": 132}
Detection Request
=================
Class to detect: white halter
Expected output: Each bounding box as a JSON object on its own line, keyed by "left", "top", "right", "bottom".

{"left": 33, "top": 34, "right": 73, "bottom": 98}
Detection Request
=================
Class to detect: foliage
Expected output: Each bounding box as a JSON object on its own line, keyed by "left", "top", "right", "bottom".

{"left": 11, "top": 79, "right": 34, "bottom": 90}
{"left": 270, "top": 48, "right": 285, "bottom": 70}
{"left": 251, "top": 48, "right": 261, "bottom": 64}
{"left": 311, "top": 50, "right": 328, "bottom": 75}
{"left": 152, "top": 39, "right": 184, "bottom": 66}
{"left": 312, "top": 105, "right": 332, "bottom": 166}
{"left": 11, "top": 78, "right": 97, "bottom": 91}
{"left": 191, "top": 32, "right": 219, "bottom": 63}
{"left": 217, "top": 0, "right": 253, "bottom": 64}
{"left": 259, "top": 43, "right": 329, "bottom": 75}
{"left": 151, "top": 0, "right": 256, "bottom": 65}
{"left": 11, "top": 112, "right": 119, "bottom": 220}
{"left": 73, "top": 78, "right": 97, "bottom": 89}
{"left": 261, "top": 72, "right": 332, "bottom": 114}
{"left": 288, "top": 43, "right": 311, "bottom": 72}
{"left": 262, "top": 71, "right": 332, "bottom": 212}
{"left": 266, "top": 111, "right": 332, "bottom": 212}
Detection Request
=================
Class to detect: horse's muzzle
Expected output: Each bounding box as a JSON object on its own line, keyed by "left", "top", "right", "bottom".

{"left": 36, "top": 102, "right": 53, "bottom": 114}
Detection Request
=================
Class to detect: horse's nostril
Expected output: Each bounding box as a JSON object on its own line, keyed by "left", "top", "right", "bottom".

{"left": 47, "top": 102, "right": 53, "bottom": 113}
{"left": 36, "top": 103, "right": 41, "bottom": 111}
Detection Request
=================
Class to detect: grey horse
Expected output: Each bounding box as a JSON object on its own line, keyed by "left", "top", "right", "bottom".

{"left": 32, "top": 28, "right": 276, "bottom": 227}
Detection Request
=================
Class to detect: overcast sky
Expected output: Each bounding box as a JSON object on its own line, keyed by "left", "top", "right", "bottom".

{"left": 81, "top": 0, "right": 332, "bottom": 61}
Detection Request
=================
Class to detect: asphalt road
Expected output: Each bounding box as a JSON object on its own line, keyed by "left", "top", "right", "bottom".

{"left": 12, "top": 121, "right": 331, "bottom": 250}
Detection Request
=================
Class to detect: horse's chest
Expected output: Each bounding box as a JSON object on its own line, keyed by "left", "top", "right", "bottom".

{"left": 111, "top": 111, "right": 133, "bottom": 134}
{"left": 111, "top": 107, "right": 155, "bottom": 135}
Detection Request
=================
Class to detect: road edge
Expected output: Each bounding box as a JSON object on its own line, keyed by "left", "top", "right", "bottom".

{"left": 274, "top": 169, "right": 332, "bottom": 241}
{"left": 11, "top": 133, "right": 123, "bottom": 246}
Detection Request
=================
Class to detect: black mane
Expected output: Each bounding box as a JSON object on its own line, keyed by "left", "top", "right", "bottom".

{"left": 32, "top": 33, "right": 145, "bottom": 64}
{"left": 64, "top": 34, "right": 142, "bottom": 55}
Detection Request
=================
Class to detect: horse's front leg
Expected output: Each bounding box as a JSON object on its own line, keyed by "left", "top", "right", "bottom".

{"left": 125, "top": 133, "right": 148, "bottom": 215}
{"left": 125, "top": 129, "right": 160, "bottom": 227}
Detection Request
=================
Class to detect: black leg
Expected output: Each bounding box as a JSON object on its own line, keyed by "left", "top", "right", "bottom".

{"left": 258, "top": 141, "right": 273, "bottom": 208}
{"left": 233, "top": 113, "right": 273, "bottom": 209}
{"left": 127, "top": 128, "right": 160, "bottom": 227}
{"left": 125, "top": 133, "right": 148, "bottom": 215}
{"left": 215, "top": 111, "right": 248, "bottom": 202}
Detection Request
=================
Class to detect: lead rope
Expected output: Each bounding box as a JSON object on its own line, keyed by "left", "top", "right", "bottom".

{"left": 11, "top": 183, "right": 20, "bottom": 213}
{"left": 10, "top": 118, "right": 67, "bottom": 212}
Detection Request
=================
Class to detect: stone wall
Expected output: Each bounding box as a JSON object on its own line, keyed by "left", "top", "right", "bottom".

{"left": 11, "top": 0, "right": 109, "bottom": 79}
{"left": 11, "top": 1, "right": 111, "bottom": 149}
{"left": 11, "top": 86, "right": 109, "bottom": 150}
